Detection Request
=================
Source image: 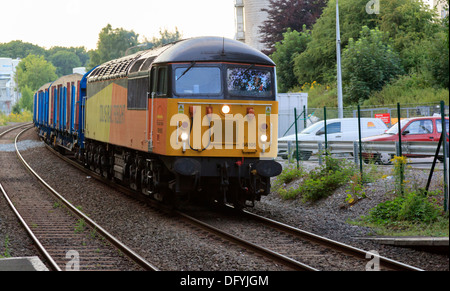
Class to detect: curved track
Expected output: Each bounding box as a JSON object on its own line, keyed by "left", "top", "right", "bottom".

{"left": 0, "top": 125, "right": 159, "bottom": 271}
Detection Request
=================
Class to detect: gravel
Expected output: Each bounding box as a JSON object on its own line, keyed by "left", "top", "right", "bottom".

{"left": 250, "top": 159, "right": 449, "bottom": 271}
{"left": 1, "top": 125, "right": 448, "bottom": 271}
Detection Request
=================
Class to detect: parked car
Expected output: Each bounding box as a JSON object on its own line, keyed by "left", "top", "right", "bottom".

{"left": 278, "top": 118, "right": 388, "bottom": 160}
{"left": 361, "top": 116, "right": 449, "bottom": 164}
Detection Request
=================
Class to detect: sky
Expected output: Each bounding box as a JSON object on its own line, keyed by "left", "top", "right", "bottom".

{"left": 2, "top": 0, "right": 236, "bottom": 50}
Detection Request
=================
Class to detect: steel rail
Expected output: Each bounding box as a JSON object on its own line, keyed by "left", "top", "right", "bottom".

{"left": 242, "top": 209, "right": 424, "bottom": 271}
{"left": 0, "top": 182, "right": 62, "bottom": 271}
{"left": 175, "top": 210, "right": 319, "bottom": 271}
{"left": 0, "top": 122, "right": 33, "bottom": 138}
{"left": 14, "top": 127, "right": 159, "bottom": 271}
{"left": 1, "top": 124, "right": 61, "bottom": 271}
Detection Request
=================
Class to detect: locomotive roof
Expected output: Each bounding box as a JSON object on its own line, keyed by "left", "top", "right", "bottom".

{"left": 87, "top": 37, "right": 275, "bottom": 82}
{"left": 153, "top": 36, "right": 275, "bottom": 66}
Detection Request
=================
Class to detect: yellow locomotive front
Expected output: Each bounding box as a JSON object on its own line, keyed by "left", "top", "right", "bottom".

{"left": 146, "top": 38, "right": 282, "bottom": 207}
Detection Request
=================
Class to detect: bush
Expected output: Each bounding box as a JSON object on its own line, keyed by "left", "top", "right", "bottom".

{"left": 276, "top": 155, "right": 356, "bottom": 202}
{"left": 365, "top": 190, "right": 442, "bottom": 225}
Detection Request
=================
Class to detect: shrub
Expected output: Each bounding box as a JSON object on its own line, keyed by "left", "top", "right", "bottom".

{"left": 364, "top": 190, "right": 441, "bottom": 225}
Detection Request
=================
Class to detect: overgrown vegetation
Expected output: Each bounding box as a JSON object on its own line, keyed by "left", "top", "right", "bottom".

{"left": 268, "top": 0, "right": 449, "bottom": 106}
{"left": 353, "top": 157, "right": 449, "bottom": 236}
{"left": 273, "top": 154, "right": 448, "bottom": 236}
{"left": 275, "top": 155, "right": 356, "bottom": 202}
{"left": 0, "top": 110, "right": 33, "bottom": 126}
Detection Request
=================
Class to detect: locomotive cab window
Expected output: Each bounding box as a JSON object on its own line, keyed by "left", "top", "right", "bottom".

{"left": 151, "top": 66, "right": 168, "bottom": 97}
{"left": 174, "top": 66, "right": 222, "bottom": 96}
{"left": 227, "top": 66, "right": 274, "bottom": 99}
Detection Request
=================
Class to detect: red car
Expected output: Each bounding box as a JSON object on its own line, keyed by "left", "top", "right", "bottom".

{"left": 362, "top": 116, "right": 449, "bottom": 164}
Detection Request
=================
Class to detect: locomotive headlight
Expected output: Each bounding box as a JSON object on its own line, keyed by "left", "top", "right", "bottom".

{"left": 181, "top": 132, "right": 189, "bottom": 141}
{"left": 222, "top": 105, "right": 231, "bottom": 114}
{"left": 260, "top": 134, "right": 268, "bottom": 143}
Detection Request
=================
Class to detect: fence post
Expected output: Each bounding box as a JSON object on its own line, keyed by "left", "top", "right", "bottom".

{"left": 324, "top": 106, "right": 328, "bottom": 154}
{"left": 294, "top": 107, "right": 300, "bottom": 170}
{"left": 440, "top": 101, "right": 448, "bottom": 212}
{"left": 397, "top": 103, "right": 404, "bottom": 195}
{"left": 353, "top": 141, "right": 359, "bottom": 166}
{"left": 318, "top": 142, "right": 323, "bottom": 166}
{"left": 303, "top": 105, "right": 307, "bottom": 129}
{"left": 358, "top": 105, "right": 363, "bottom": 181}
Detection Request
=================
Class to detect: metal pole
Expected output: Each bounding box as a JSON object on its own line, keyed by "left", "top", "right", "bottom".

{"left": 440, "top": 101, "right": 448, "bottom": 212}
{"left": 397, "top": 103, "right": 404, "bottom": 195}
{"left": 303, "top": 105, "right": 307, "bottom": 129}
{"left": 324, "top": 106, "right": 328, "bottom": 155}
{"left": 294, "top": 108, "right": 300, "bottom": 170}
{"left": 336, "top": 0, "right": 344, "bottom": 119}
{"left": 397, "top": 103, "right": 402, "bottom": 157}
{"left": 358, "top": 105, "right": 363, "bottom": 180}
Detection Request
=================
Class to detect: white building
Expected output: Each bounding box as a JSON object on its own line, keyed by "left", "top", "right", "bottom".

{"left": 234, "top": 0, "right": 270, "bottom": 52}
{"left": 0, "top": 58, "right": 21, "bottom": 115}
{"left": 424, "top": 0, "right": 449, "bottom": 18}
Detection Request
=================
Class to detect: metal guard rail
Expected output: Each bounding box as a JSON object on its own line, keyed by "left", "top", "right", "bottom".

{"left": 278, "top": 140, "right": 445, "bottom": 157}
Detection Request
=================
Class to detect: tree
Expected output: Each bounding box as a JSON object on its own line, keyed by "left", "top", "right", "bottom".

{"left": 341, "top": 26, "right": 404, "bottom": 104}
{"left": 18, "top": 85, "right": 34, "bottom": 112}
{"left": 260, "top": 0, "right": 327, "bottom": 55}
{"left": 270, "top": 27, "right": 311, "bottom": 92}
{"left": 0, "top": 40, "right": 46, "bottom": 59}
{"left": 49, "top": 50, "right": 82, "bottom": 76}
{"left": 88, "top": 24, "right": 139, "bottom": 69}
{"left": 15, "top": 54, "right": 57, "bottom": 92}
{"left": 146, "top": 28, "right": 182, "bottom": 48}
{"left": 293, "top": 0, "right": 378, "bottom": 85}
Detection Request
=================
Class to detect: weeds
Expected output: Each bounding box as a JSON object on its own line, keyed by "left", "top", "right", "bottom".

{"left": 276, "top": 155, "right": 356, "bottom": 202}
{"left": 0, "top": 235, "right": 11, "bottom": 258}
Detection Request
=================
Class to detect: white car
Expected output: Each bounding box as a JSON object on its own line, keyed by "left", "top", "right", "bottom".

{"left": 278, "top": 118, "right": 388, "bottom": 160}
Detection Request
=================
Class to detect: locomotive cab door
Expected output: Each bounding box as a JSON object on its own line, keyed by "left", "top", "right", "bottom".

{"left": 148, "top": 66, "right": 169, "bottom": 152}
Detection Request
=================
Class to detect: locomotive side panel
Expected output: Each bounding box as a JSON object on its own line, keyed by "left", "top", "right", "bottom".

{"left": 86, "top": 79, "right": 149, "bottom": 152}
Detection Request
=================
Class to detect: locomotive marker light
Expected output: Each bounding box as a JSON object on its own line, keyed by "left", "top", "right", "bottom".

{"left": 222, "top": 105, "right": 231, "bottom": 114}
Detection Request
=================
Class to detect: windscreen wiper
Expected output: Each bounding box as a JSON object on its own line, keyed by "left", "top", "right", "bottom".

{"left": 243, "top": 64, "right": 255, "bottom": 75}
{"left": 176, "top": 62, "right": 196, "bottom": 81}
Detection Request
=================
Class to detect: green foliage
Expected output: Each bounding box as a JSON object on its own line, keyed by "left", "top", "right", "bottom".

{"left": 364, "top": 190, "right": 442, "bottom": 224}
{"left": 293, "top": 0, "right": 378, "bottom": 85}
{"left": 0, "top": 111, "right": 33, "bottom": 126}
{"left": 377, "top": 0, "right": 439, "bottom": 60}
{"left": 345, "top": 173, "right": 366, "bottom": 203}
{"left": 144, "top": 28, "right": 183, "bottom": 48}
{"left": 49, "top": 50, "right": 82, "bottom": 76}
{"left": 270, "top": 27, "right": 311, "bottom": 92}
{"left": 88, "top": 24, "right": 140, "bottom": 69}
{"left": 342, "top": 26, "right": 404, "bottom": 104}
{"left": 0, "top": 40, "right": 46, "bottom": 59}
{"left": 300, "top": 167, "right": 351, "bottom": 202}
{"left": 14, "top": 54, "right": 57, "bottom": 92}
{"left": 18, "top": 86, "right": 34, "bottom": 112}
{"left": 276, "top": 155, "right": 356, "bottom": 202}
{"left": 276, "top": 165, "right": 305, "bottom": 185}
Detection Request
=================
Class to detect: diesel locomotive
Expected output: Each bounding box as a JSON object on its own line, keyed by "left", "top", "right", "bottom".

{"left": 34, "top": 37, "right": 282, "bottom": 208}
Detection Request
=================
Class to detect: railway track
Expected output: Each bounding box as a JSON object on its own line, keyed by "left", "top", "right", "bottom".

{"left": 0, "top": 125, "right": 158, "bottom": 271}
{"left": 177, "top": 206, "right": 424, "bottom": 271}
